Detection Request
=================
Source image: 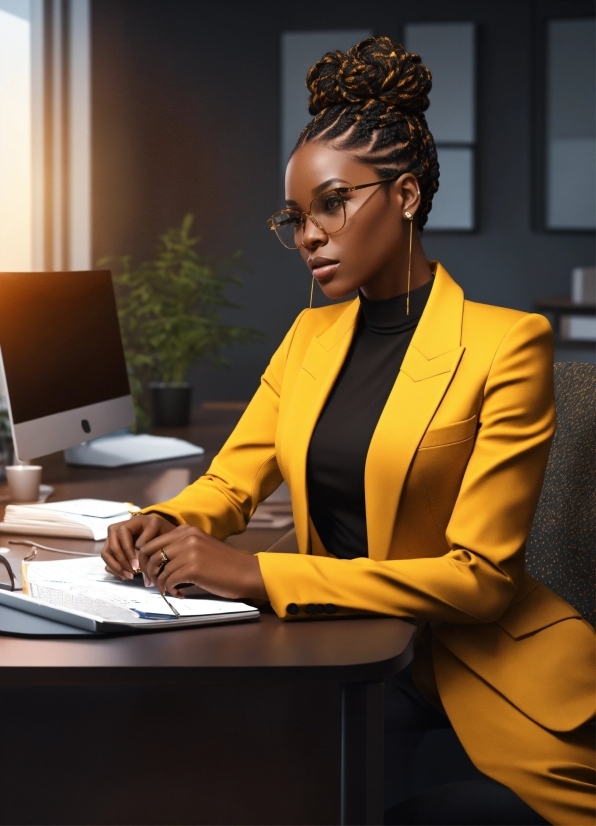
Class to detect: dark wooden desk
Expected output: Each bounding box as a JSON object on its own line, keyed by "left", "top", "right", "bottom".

{"left": 0, "top": 405, "right": 290, "bottom": 554}
{"left": 0, "top": 408, "right": 415, "bottom": 825}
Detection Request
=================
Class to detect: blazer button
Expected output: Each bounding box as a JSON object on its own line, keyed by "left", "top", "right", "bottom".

{"left": 315, "top": 604, "right": 325, "bottom": 613}
{"left": 286, "top": 603, "right": 299, "bottom": 615}
{"left": 305, "top": 603, "right": 316, "bottom": 614}
{"left": 324, "top": 604, "right": 337, "bottom": 614}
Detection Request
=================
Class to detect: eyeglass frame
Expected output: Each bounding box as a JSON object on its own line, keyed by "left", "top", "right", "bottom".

{"left": 0, "top": 555, "right": 21, "bottom": 591}
{"left": 267, "top": 172, "right": 401, "bottom": 250}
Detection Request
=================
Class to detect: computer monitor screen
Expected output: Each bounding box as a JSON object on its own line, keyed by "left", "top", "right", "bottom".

{"left": 0, "top": 270, "right": 135, "bottom": 460}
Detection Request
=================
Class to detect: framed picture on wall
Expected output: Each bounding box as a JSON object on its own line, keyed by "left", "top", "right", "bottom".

{"left": 535, "top": 16, "right": 595, "bottom": 232}
{"left": 404, "top": 22, "right": 477, "bottom": 232}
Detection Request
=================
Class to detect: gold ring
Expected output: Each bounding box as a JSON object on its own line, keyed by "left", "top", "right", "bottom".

{"left": 160, "top": 549, "right": 169, "bottom": 565}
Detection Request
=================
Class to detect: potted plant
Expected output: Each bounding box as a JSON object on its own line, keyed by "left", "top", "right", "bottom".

{"left": 101, "top": 215, "right": 264, "bottom": 428}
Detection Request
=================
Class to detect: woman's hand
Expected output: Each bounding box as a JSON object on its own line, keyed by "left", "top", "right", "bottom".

{"left": 137, "top": 525, "right": 268, "bottom": 602}
{"left": 101, "top": 514, "right": 177, "bottom": 580}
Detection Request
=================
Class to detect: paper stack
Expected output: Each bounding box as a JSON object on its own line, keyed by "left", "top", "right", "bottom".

{"left": 0, "top": 499, "right": 135, "bottom": 540}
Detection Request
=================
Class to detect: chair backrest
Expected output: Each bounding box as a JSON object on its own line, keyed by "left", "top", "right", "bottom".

{"left": 526, "top": 362, "right": 596, "bottom": 626}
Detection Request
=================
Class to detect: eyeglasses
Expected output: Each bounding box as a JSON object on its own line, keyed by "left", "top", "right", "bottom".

{"left": 0, "top": 555, "right": 21, "bottom": 591}
{"left": 0, "top": 541, "right": 96, "bottom": 591}
{"left": 267, "top": 174, "right": 400, "bottom": 250}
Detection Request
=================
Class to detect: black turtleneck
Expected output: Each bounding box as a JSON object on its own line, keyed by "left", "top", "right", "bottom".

{"left": 306, "top": 278, "right": 433, "bottom": 560}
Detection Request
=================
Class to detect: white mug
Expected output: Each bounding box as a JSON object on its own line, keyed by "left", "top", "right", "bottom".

{"left": 5, "top": 465, "right": 43, "bottom": 502}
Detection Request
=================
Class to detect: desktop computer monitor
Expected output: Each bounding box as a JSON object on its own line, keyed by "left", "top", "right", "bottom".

{"left": 0, "top": 270, "right": 135, "bottom": 461}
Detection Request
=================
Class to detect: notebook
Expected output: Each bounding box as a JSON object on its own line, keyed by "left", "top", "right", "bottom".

{"left": 0, "top": 555, "right": 259, "bottom": 633}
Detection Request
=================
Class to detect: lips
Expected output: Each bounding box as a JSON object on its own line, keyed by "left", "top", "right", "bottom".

{"left": 309, "top": 257, "right": 339, "bottom": 281}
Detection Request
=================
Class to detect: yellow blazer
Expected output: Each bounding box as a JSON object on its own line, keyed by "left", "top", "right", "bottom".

{"left": 147, "top": 263, "right": 595, "bottom": 825}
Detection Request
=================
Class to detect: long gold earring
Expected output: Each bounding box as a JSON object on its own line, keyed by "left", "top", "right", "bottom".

{"left": 404, "top": 212, "right": 413, "bottom": 315}
{"left": 309, "top": 276, "right": 314, "bottom": 309}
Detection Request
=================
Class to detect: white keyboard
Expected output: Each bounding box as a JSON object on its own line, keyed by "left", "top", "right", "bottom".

{"left": 64, "top": 433, "right": 204, "bottom": 468}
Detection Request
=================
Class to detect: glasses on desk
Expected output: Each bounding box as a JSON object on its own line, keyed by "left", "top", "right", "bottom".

{"left": 0, "top": 541, "right": 99, "bottom": 591}
{"left": 0, "top": 542, "right": 43, "bottom": 591}
{"left": 0, "top": 556, "right": 21, "bottom": 591}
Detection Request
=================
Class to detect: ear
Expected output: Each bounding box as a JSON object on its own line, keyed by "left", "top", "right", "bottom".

{"left": 395, "top": 173, "right": 421, "bottom": 218}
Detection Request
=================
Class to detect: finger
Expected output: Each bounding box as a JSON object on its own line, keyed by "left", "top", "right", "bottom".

{"left": 144, "top": 544, "right": 180, "bottom": 585}
{"left": 136, "top": 547, "right": 179, "bottom": 585}
{"left": 158, "top": 557, "right": 190, "bottom": 597}
{"left": 113, "top": 515, "right": 162, "bottom": 573}
{"left": 102, "top": 525, "right": 134, "bottom": 579}
{"left": 104, "top": 563, "right": 125, "bottom": 580}
{"left": 144, "top": 535, "right": 191, "bottom": 589}
{"left": 115, "top": 520, "right": 141, "bottom": 573}
{"left": 134, "top": 515, "right": 173, "bottom": 550}
{"left": 139, "top": 525, "right": 199, "bottom": 557}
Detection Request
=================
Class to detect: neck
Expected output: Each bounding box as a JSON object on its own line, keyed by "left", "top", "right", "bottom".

{"left": 359, "top": 230, "right": 433, "bottom": 302}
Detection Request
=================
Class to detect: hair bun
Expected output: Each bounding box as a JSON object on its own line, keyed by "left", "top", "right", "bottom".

{"left": 306, "top": 36, "right": 432, "bottom": 117}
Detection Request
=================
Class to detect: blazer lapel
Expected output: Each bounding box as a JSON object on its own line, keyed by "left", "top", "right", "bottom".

{"left": 365, "top": 263, "right": 465, "bottom": 560}
{"left": 282, "top": 299, "right": 360, "bottom": 554}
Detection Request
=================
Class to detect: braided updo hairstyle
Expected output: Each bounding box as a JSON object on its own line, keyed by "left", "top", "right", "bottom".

{"left": 294, "top": 36, "right": 440, "bottom": 229}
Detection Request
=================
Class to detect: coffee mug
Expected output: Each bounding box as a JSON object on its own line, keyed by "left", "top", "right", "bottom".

{"left": 5, "top": 465, "right": 43, "bottom": 502}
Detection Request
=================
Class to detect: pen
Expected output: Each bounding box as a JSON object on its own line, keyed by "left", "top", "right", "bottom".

{"left": 161, "top": 592, "right": 181, "bottom": 618}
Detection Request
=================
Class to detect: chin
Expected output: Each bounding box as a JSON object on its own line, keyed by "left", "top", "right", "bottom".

{"left": 318, "top": 279, "right": 357, "bottom": 301}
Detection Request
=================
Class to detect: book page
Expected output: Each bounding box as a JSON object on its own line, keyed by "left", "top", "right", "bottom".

{"left": 9, "top": 499, "right": 134, "bottom": 518}
{"left": 22, "top": 556, "right": 256, "bottom": 621}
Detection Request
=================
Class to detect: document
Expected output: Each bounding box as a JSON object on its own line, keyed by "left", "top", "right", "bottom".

{"left": 11, "top": 555, "right": 259, "bottom": 630}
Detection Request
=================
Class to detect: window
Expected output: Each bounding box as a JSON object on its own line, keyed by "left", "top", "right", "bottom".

{"left": 0, "top": 0, "right": 91, "bottom": 272}
{"left": 0, "top": 0, "right": 33, "bottom": 270}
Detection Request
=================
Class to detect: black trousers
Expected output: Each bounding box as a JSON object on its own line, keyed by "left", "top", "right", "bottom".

{"left": 383, "top": 664, "right": 550, "bottom": 825}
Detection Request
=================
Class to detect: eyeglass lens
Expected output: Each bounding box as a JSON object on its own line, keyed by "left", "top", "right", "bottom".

{"left": 273, "top": 191, "right": 347, "bottom": 249}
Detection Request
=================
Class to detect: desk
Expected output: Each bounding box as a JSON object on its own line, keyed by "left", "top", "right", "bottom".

{"left": 0, "top": 408, "right": 415, "bottom": 825}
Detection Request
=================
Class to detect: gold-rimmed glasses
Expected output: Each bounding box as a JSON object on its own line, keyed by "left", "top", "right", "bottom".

{"left": 267, "top": 173, "right": 400, "bottom": 250}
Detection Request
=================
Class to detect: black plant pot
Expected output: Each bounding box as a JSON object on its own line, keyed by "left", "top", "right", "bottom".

{"left": 150, "top": 383, "right": 192, "bottom": 427}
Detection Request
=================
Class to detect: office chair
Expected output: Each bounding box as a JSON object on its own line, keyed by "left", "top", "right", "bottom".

{"left": 526, "top": 361, "right": 596, "bottom": 627}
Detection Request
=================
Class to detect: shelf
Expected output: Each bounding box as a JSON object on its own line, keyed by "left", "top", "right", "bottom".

{"left": 535, "top": 295, "right": 595, "bottom": 314}
{"left": 553, "top": 338, "right": 595, "bottom": 350}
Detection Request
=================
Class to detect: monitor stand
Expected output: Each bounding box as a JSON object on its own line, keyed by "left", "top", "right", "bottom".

{"left": 64, "top": 432, "right": 204, "bottom": 468}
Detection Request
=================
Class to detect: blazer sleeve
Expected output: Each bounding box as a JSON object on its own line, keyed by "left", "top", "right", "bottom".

{"left": 258, "top": 313, "right": 556, "bottom": 623}
{"left": 141, "top": 310, "right": 307, "bottom": 538}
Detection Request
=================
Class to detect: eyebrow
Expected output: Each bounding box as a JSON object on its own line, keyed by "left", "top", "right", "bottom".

{"left": 285, "top": 178, "right": 350, "bottom": 207}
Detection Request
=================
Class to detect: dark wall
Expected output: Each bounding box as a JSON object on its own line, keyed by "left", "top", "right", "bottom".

{"left": 92, "top": 0, "right": 595, "bottom": 402}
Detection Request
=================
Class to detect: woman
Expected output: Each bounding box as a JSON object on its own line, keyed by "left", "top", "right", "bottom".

{"left": 102, "top": 38, "right": 594, "bottom": 825}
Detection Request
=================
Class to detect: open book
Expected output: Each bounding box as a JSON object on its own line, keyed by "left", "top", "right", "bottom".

{"left": 0, "top": 499, "right": 136, "bottom": 540}
{"left": 0, "top": 555, "right": 259, "bottom": 633}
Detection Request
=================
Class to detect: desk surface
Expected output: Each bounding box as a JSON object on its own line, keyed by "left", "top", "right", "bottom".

{"left": 0, "top": 404, "right": 415, "bottom": 684}
{"left": 0, "top": 611, "right": 414, "bottom": 680}
{"left": 0, "top": 612, "right": 414, "bottom": 691}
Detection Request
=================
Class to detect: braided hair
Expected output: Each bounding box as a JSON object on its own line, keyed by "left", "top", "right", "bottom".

{"left": 294, "top": 36, "right": 440, "bottom": 229}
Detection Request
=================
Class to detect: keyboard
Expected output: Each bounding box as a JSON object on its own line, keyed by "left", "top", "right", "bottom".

{"left": 64, "top": 433, "right": 204, "bottom": 468}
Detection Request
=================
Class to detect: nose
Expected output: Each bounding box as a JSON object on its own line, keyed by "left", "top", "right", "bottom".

{"left": 301, "top": 213, "right": 328, "bottom": 250}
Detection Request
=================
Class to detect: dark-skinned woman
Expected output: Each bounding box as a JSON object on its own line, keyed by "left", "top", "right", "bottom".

{"left": 102, "top": 37, "right": 594, "bottom": 826}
